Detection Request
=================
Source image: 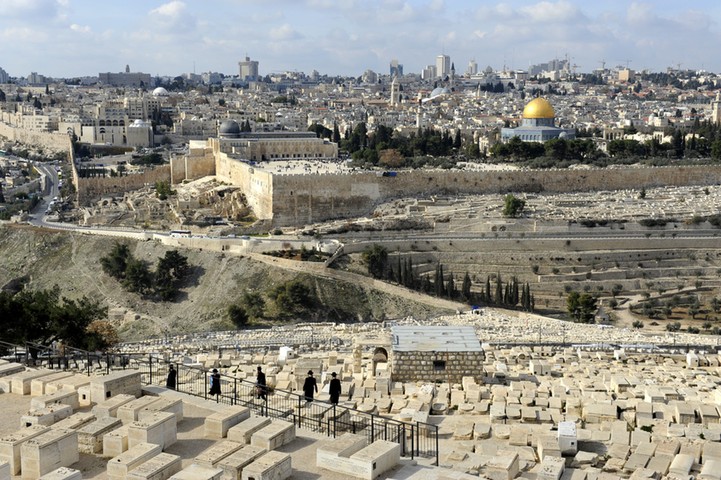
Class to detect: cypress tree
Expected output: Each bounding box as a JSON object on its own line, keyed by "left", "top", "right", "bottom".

{"left": 462, "top": 272, "right": 472, "bottom": 302}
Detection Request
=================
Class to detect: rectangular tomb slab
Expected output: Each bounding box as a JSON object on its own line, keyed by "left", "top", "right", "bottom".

{"left": 20, "top": 428, "right": 79, "bottom": 479}
{"left": 78, "top": 416, "right": 123, "bottom": 454}
{"left": 0, "top": 425, "right": 50, "bottom": 475}
{"left": 241, "top": 451, "right": 291, "bottom": 480}
{"left": 194, "top": 440, "right": 244, "bottom": 468}
{"left": 139, "top": 397, "right": 184, "bottom": 422}
{"left": 92, "top": 394, "right": 136, "bottom": 418}
{"left": 204, "top": 407, "right": 250, "bottom": 439}
{"left": 0, "top": 461, "right": 10, "bottom": 480}
{"left": 169, "top": 464, "right": 224, "bottom": 480}
{"left": 107, "top": 442, "right": 162, "bottom": 480}
{"left": 89, "top": 370, "right": 141, "bottom": 404}
{"left": 38, "top": 467, "right": 83, "bottom": 480}
{"left": 51, "top": 412, "right": 96, "bottom": 431}
{"left": 126, "top": 452, "right": 182, "bottom": 480}
{"left": 10, "top": 369, "right": 55, "bottom": 395}
{"left": 128, "top": 411, "right": 177, "bottom": 450}
{"left": 20, "top": 404, "right": 73, "bottom": 428}
{"left": 118, "top": 396, "right": 163, "bottom": 423}
{"left": 250, "top": 420, "right": 295, "bottom": 451}
{"left": 31, "top": 372, "right": 75, "bottom": 397}
{"left": 31, "top": 389, "right": 80, "bottom": 411}
{"left": 217, "top": 445, "right": 266, "bottom": 480}
{"left": 227, "top": 417, "right": 271, "bottom": 444}
{"left": 102, "top": 425, "right": 129, "bottom": 458}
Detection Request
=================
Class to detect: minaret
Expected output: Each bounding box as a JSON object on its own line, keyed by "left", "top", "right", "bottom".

{"left": 450, "top": 62, "right": 455, "bottom": 89}
{"left": 390, "top": 76, "right": 399, "bottom": 107}
{"left": 713, "top": 91, "right": 721, "bottom": 125}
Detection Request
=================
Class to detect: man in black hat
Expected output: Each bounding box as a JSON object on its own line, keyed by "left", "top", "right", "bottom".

{"left": 256, "top": 366, "right": 267, "bottom": 400}
{"left": 302, "top": 370, "right": 318, "bottom": 402}
{"left": 329, "top": 371, "right": 341, "bottom": 405}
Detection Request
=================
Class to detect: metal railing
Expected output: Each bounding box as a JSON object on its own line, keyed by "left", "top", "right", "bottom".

{"left": 0, "top": 342, "right": 439, "bottom": 464}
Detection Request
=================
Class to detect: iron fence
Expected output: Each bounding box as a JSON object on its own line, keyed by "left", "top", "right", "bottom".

{"left": 0, "top": 342, "right": 439, "bottom": 465}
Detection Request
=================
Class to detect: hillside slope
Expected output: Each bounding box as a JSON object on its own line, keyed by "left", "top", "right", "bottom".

{"left": 0, "top": 225, "right": 458, "bottom": 341}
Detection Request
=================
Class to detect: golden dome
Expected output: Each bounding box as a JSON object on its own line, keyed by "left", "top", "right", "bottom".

{"left": 522, "top": 97, "right": 555, "bottom": 119}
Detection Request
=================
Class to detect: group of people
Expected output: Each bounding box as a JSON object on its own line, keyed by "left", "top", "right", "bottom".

{"left": 167, "top": 363, "right": 342, "bottom": 404}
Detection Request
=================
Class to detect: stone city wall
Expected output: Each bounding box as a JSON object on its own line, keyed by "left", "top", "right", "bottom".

{"left": 76, "top": 166, "right": 171, "bottom": 205}
{"left": 391, "top": 351, "right": 485, "bottom": 384}
{"left": 215, "top": 152, "right": 274, "bottom": 220}
{"left": 266, "top": 165, "right": 721, "bottom": 226}
{"left": 0, "top": 122, "right": 70, "bottom": 152}
{"left": 170, "top": 149, "right": 215, "bottom": 184}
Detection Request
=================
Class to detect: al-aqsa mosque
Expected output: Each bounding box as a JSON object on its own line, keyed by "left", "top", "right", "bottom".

{"left": 501, "top": 97, "right": 575, "bottom": 143}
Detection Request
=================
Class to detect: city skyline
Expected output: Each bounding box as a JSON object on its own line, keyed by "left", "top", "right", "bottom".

{"left": 1, "top": 0, "right": 721, "bottom": 79}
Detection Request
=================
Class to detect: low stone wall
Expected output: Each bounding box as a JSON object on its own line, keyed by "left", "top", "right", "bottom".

{"left": 76, "top": 166, "right": 171, "bottom": 205}
{"left": 391, "top": 351, "right": 485, "bottom": 384}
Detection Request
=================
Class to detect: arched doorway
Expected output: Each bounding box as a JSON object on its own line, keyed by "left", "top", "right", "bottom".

{"left": 372, "top": 347, "right": 388, "bottom": 377}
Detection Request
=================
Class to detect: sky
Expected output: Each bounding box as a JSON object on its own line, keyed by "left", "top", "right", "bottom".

{"left": 1, "top": 0, "right": 721, "bottom": 79}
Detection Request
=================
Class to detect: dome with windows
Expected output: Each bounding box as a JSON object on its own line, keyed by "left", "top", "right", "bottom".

{"left": 522, "top": 97, "right": 555, "bottom": 119}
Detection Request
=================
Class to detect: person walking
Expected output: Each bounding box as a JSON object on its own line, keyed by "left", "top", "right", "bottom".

{"left": 166, "top": 364, "right": 177, "bottom": 390}
{"left": 256, "top": 366, "right": 267, "bottom": 400}
{"left": 209, "top": 368, "right": 221, "bottom": 396}
{"left": 329, "top": 372, "right": 341, "bottom": 405}
{"left": 302, "top": 370, "right": 318, "bottom": 402}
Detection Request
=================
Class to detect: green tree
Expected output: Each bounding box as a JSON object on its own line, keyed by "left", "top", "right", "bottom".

{"left": 154, "top": 250, "right": 190, "bottom": 300}
{"left": 362, "top": 244, "right": 389, "bottom": 279}
{"left": 123, "top": 258, "right": 152, "bottom": 294}
{"left": 241, "top": 291, "right": 265, "bottom": 319}
{"left": 100, "top": 243, "right": 132, "bottom": 279}
{"left": 461, "top": 272, "right": 472, "bottom": 302}
{"left": 269, "top": 279, "right": 313, "bottom": 314}
{"left": 503, "top": 194, "right": 526, "bottom": 218}
{"left": 0, "top": 286, "right": 106, "bottom": 350}
{"left": 227, "top": 304, "right": 249, "bottom": 327}
{"left": 566, "top": 291, "right": 597, "bottom": 323}
{"left": 155, "top": 180, "right": 175, "bottom": 200}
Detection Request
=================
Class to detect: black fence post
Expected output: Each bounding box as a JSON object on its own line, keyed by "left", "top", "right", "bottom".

{"left": 148, "top": 354, "right": 153, "bottom": 385}
{"left": 86, "top": 352, "right": 90, "bottom": 376}
{"left": 233, "top": 378, "right": 237, "bottom": 406}
{"left": 370, "top": 413, "right": 375, "bottom": 443}
{"left": 434, "top": 424, "right": 439, "bottom": 466}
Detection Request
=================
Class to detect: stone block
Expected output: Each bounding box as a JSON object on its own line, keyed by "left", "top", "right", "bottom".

{"left": 194, "top": 440, "right": 244, "bottom": 468}
{"left": 250, "top": 420, "right": 295, "bottom": 451}
{"left": 217, "top": 445, "right": 266, "bottom": 480}
{"left": 9, "top": 369, "right": 54, "bottom": 395}
{"left": 169, "top": 464, "right": 223, "bottom": 480}
{"left": 103, "top": 425, "right": 128, "bottom": 458}
{"left": 117, "top": 396, "right": 163, "bottom": 423}
{"left": 78, "top": 416, "right": 123, "bottom": 454}
{"left": 204, "top": 407, "right": 250, "bottom": 439}
{"left": 31, "top": 372, "right": 75, "bottom": 397}
{"left": 92, "top": 394, "right": 136, "bottom": 418}
{"left": 90, "top": 370, "right": 141, "bottom": 404}
{"left": 107, "top": 442, "right": 162, "bottom": 480}
{"left": 38, "top": 467, "right": 83, "bottom": 480}
{"left": 126, "top": 452, "right": 182, "bottom": 480}
{"left": 139, "top": 397, "right": 184, "bottom": 422}
{"left": 646, "top": 454, "right": 672, "bottom": 476}
{"left": 21, "top": 405, "right": 73, "bottom": 428}
{"left": 0, "top": 461, "right": 8, "bottom": 480}
{"left": 227, "top": 417, "right": 270, "bottom": 444}
{"left": 50, "top": 412, "right": 96, "bottom": 431}
{"left": 0, "top": 425, "right": 50, "bottom": 475}
{"left": 128, "top": 411, "right": 177, "bottom": 450}
{"left": 45, "top": 376, "right": 89, "bottom": 394}
{"left": 20, "top": 428, "right": 78, "bottom": 479}
{"left": 31, "top": 389, "right": 79, "bottom": 411}
{"left": 241, "top": 451, "right": 291, "bottom": 480}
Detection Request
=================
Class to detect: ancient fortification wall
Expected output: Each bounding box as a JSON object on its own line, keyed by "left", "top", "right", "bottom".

{"left": 76, "top": 166, "right": 171, "bottom": 205}
{"left": 215, "top": 152, "right": 275, "bottom": 220}
{"left": 267, "top": 165, "right": 721, "bottom": 226}
{"left": 170, "top": 149, "right": 215, "bottom": 184}
{"left": 0, "top": 122, "right": 70, "bottom": 152}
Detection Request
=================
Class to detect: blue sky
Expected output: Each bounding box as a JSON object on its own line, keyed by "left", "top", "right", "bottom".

{"left": 1, "top": 0, "right": 720, "bottom": 78}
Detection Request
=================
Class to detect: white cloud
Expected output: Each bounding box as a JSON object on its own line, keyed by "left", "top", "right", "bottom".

{"left": 269, "top": 24, "right": 302, "bottom": 41}
{"left": 519, "top": 0, "right": 581, "bottom": 23}
{"left": 70, "top": 24, "right": 91, "bottom": 33}
{"left": 150, "top": 1, "right": 186, "bottom": 18}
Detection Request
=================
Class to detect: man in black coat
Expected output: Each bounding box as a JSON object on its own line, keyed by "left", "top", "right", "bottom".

{"left": 256, "top": 366, "right": 267, "bottom": 400}
{"left": 302, "top": 370, "right": 318, "bottom": 402}
{"left": 329, "top": 372, "right": 341, "bottom": 405}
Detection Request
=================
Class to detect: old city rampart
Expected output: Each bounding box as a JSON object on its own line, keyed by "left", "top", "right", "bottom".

{"left": 254, "top": 163, "right": 721, "bottom": 226}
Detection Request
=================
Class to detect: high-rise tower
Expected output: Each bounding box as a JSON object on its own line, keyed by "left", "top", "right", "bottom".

{"left": 436, "top": 54, "right": 450, "bottom": 79}
{"left": 238, "top": 56, "right": 259, "bottom": 81}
